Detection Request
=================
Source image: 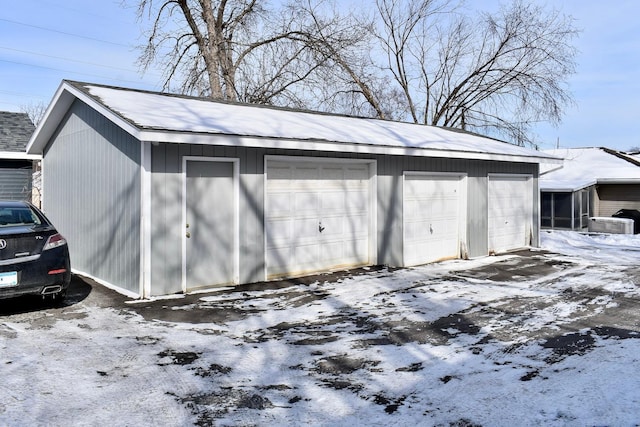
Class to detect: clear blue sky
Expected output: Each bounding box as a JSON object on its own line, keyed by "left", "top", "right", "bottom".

{"left": 1, "top": 0, "right": 639, "bottom": 151}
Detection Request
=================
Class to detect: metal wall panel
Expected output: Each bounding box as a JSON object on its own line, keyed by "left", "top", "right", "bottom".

{"left": 150, "top": 145, "right": 371, "bottom": 294}
{"left": 149, "top": 143, "right": 539, "bottom": 294}
{"left": 374, "top": 156, "right": 538, "bottom": 261}
{"left": 43, "top": 100, "right": 141, "bottom": 294}
{"left": 149, "top": 143, "right": 182, "bottom": 294}
{"left": 0, "top": 163, "right": 33, "bottom": 201}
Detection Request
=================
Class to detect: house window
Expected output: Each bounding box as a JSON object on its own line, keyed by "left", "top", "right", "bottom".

{"left": 553, "top": 193, "right": 572, "bottom": 228}
{"left": 541, "top": 193, "right": 552, "bottom": 227}
{"left": 580, "top": 189, "right": 590, "bottom": 228}
{"left": 541, "top": 192, "right": 574, "bottom": 229}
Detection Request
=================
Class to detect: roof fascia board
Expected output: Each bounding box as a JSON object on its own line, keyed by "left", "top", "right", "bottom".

{"left": 596, "top": 178, "right": 640, "bottom": 184}
{"left": 139, "top": 131, "right": 560, "bottom": 165}
{"left": 26, "top": 82, "right": 71, "bottom": 154}
{"left": 0, "top": 151, "right": 41, "bottom": 160}
{"left": 27, "top": 82, "right": 141, "bottom": 154}
{"left": 540, "top": 188, "right": 578, "bottom": 192}
{"left": 542, "top": 177, "right": 640, "bottom": 191}
{"left": 540, "top": 184, "right": 594, "bottom": 192}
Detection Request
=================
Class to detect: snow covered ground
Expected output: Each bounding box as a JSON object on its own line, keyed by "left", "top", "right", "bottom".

{"left": 1, "top": 230, "right": 639, "bottom": 426}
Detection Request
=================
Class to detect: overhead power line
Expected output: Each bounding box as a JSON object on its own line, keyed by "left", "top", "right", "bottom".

{"left": 0, "top": 58, "right": 148, "bottom": 86}
{"left": 0, "top": 17, "right": 130, "bottom": 47}
{"left": 0, "top": 46, "right": 163, "bottom": 78}
{"left": 0, "top": 89, "right": 48, "bottom": 99}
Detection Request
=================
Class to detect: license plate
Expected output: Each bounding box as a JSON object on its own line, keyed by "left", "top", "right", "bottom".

{"left": 0, "top": 271, "right": 18, "bottom": 287}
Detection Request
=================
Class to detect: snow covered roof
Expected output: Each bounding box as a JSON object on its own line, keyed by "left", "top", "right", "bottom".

{"left": 27, "top": 80, "right": 559, "bottom": 164}
{"left": 540, "top": 147, "right": 640, "bottom": 192}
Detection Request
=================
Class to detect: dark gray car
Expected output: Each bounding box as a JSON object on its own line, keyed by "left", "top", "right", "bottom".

{"left": 0, "top": 201, "right": 70, "bottom": 304}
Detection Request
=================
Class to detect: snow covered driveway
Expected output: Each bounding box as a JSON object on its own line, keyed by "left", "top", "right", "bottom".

{"left": 1, "top": 231, "right": 640, "bottom": 426}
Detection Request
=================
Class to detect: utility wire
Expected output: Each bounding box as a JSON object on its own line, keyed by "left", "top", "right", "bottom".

{"left": 0, "top": 46, "right": 163, "bottom": 78}
{"left": 0, "top": 58, "right": 149, "bottom": 86}
{"left": 0, "top": 17, "right": 130, "bottom": 47}
{"left": 0, "top": 89, "right": 48, "bottom": 99}
{"left": 31, "top": 0, "right": 134, "bottom": 26}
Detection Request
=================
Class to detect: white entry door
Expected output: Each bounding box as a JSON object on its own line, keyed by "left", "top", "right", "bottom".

{"left": 183, "top": 158, "right": 238, "bottom": 291}
{"left": 265, "top": 159, "right": 373, "bottom": 278}
{"left": 488, "top": 175, "right": 532, "bottom": 253}
{"left": 403, "top": 173, "right": 466, "bottom": 266}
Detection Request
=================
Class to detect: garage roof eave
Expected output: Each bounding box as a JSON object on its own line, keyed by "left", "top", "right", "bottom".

{"left": 0, "top": 151, "right": 41, "bottom": 161}
{"left": 26, "top": 83, "right": 74, "bottom": 155}
{"left": 540, "top": 186, "right": 585, "bottom": 192}
{"left": 139, "top": 130, "right": 559, "bottom": 164}
{"left": 27, "top": 82, "right": 142, "bottom": 155}
{"left": 596, "top": 178, "right": 640, "bottom": 184}
{"left": 32, "top": 80, "right": 560, "bottom": 165}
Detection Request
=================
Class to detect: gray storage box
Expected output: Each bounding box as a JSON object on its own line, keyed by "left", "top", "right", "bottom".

{"left": 588, "top": 217, "right": 634, "bottom": 234}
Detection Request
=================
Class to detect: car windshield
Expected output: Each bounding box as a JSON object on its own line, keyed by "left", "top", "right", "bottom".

{"left": 0, "top": 207, "right": 43, "bottom": 227}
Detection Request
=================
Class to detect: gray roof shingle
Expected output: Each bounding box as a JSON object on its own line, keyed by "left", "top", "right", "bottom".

{"left": 0, "top": 111, "right": 35, "bottom": 152}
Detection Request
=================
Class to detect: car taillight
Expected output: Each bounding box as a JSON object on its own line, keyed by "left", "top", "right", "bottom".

{"left": 43, "top": 233, "right": 67, "bottom": 251}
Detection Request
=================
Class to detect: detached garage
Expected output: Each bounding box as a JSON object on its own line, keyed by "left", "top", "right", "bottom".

{"left": 27, "top": 81, "right": 559, "bottom": 298}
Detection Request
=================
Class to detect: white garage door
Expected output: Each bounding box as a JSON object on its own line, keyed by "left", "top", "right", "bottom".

{"left": 403, "top": 173, "right": 465, "bottom": 266}
{"left": 488, "top": 175, "right": 533, "bottom": 253}
{"left": 266, "top": 159, "right": 373, "bottom": 278}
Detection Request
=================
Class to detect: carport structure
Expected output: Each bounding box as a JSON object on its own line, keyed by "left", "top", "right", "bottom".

{"left": 27, "top": 80, "right": 559, "bottom": 298}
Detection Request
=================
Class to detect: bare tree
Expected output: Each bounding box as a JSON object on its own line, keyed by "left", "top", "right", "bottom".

{"left": 372, "top": 0, "right": 579, "bottom": 145}
{"left": 135, "top": 0, "right": 317, "bottom": 101}
{"left": 133, "top": 0, "right": 578, "bottom": 146}
{"left": 275, "top": 0, "right": 390, "bottom": 117}
{"left": 20, "top": 101, "right": 48, "bottom": 126}
{"left": 233, "top": 0, "right": 366, "bottom": 109}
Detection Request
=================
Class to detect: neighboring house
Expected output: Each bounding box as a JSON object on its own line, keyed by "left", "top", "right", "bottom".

{"left": 27, "top": 80, "right": 560, "bottom": 298}
{"left": 540, "top": 147, "right": 640, "bottom": 230}
{"left": 0, "top": 111, "right": 41, "bottom": 202}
